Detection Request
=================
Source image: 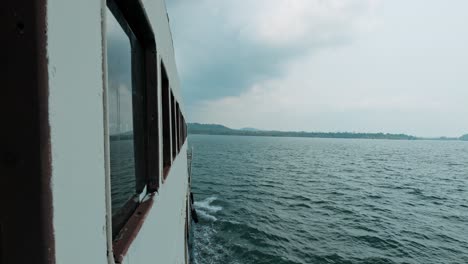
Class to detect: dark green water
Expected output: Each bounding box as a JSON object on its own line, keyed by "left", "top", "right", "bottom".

{"left": 189, "top": 135, "right": 468, "bottom": 264}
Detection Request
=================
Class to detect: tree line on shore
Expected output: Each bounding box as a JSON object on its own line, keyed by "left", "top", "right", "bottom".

{"left": 188, "top": 123, "right": 468, "bottom": 141}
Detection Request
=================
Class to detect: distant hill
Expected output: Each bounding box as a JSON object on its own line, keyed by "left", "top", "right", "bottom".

{"left": 188, "top": 123, "right": 419, "bottom": 140}
{"left": 187, "top": 123, "right": 234, "bottom": 135}
{"left": 240, "top": 127, "right": 261, "bottom": 132}
{"left": 460, "top": 134, "right": 468, "bottom": 141}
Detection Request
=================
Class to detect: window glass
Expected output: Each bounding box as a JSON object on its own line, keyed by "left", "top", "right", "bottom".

{"left": 106, "top": 8, "right": 136, "bottom": 215}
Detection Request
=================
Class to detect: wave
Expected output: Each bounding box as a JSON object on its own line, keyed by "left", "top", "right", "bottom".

{"left": 195, "top": 196, "right": 223, "bottom": 213}
{"left": 189, "top": 136, "right": 468, "bottom": 264}
{"left": 194, "top": 196, "right": 222, "bottom": 222}
{"left": 196, "top": 210, "right": 218, "bottom": 221}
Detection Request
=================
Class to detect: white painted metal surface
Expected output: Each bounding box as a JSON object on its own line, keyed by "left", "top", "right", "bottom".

{"left": 47, "top": 0, "right": 108, "bottom": 263}
{"left": 122, "top": 143, "right": 189, "bottom": 264}
{"left": 46, "top": 0, "right": 189, "bottom": 263}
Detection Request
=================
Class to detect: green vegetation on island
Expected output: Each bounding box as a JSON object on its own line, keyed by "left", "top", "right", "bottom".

{"left": 188, "top": 123, "right": 419, "bottom": 140}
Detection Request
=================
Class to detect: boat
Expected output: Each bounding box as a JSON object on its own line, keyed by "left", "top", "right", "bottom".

{"left": 0, "top": 0, "right": 194, "bottom": 263}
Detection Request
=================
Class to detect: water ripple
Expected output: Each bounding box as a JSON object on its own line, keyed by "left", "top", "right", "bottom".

{"left": 190, "top": 135, "right": 468, "bottom": 264}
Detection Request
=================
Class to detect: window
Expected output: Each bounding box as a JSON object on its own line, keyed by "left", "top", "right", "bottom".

{"left": 182, "top": 115, "right": 186, "bottom": 143}
{"left": 171, "top": 91, "right": 177, "bottom": 159}
{"left": 181, "top": 114, "right": 186, "bottom": 144}
{"left": 180, "top": 114, "right": 183, "bottom": 145}
{"left": 107, "top": 7, "right": 140, "bottom": 238}
{"left": 106, "top": 0, "right": 157, "bottom": 240}
{"left": 177, "top": 104, "right": 182, "bottom": 148}
{"left": 176, "top": 102, "right": 180, "bottom": 152}
{"left": 161, "top": 64, "right": 171, "bottom": 178}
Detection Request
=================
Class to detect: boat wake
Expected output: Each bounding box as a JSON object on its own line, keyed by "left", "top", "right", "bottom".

{"left": 194, "top": 196, "right": 222, "bottom": 221}
{"left": 192, "top": 196, "right": 227, "bottom": 264}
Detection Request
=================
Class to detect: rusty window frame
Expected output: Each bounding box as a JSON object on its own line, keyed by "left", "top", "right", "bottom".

{"left": 106, "top": 0, "right": 158, "bottom": 255}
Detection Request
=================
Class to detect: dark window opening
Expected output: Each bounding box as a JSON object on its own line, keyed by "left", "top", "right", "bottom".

{"left": 0, "top": 223, "right": 3, "bottom": 264}
{"left": 161, "top": 63, "right": 171, "bottom": 177}
{"left": 180, "top": 114, "right": 183, "bottom": 145}
{"left": 171, "top": 91, "right": 177, "bottom": 160}
{"left": 177, "top": 104, "right": 183, "bottom": 149}
{"left": 145, "top": 48, "right": 159, "bottom": 192}
{"left": 176, "top": 102, "right": 180, "bottom": 152}
{"left": 182, "top": 115, "right": 186, "bottom": 143}
{"left": 181, "top": 114, "right": 186, "bottom": 144}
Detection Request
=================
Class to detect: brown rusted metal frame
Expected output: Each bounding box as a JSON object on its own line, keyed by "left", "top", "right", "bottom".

{"left": 107, "top": 0, "right": 160, "bottom": 260}
{"left": 113, "top": 194, "right": 155, "bottom": 263}
{"left": 107, "top": 0, "right": 143, "bottom": 241}
{"left": 0, "top": 0, "right": 55, "bottom": 263}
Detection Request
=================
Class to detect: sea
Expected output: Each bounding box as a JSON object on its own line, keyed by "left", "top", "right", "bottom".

{"left": 188, "top": 134, "right": 468, "bottom": 264}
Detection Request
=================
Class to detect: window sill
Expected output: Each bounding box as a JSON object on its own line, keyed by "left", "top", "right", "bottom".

{"left": 112, "top": 193, "right": 154, "bottom": 263}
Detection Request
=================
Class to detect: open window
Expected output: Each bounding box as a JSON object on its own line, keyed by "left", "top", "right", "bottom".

{"left": 161, "top": 63, "right": 171, "bottom": 179}
{"left": 175, "top": 102, "right": 180, "bottom": 152}
{"left": 183, "top": 116, "right": 186, "bottom": 141}
{"left": 177, "top": 104, "right": 182, "bottom": 149}
{"left": 180, "top": 114, "right": 183, "bottom": 145}
{"left": 181, "top": 114, "right": 186, "bottom": 144}
{"left": 171, "top": 91, "right": 177, "bottom": 159}
{"left": 106, "top": 0, "right": 157, "bottom": 243}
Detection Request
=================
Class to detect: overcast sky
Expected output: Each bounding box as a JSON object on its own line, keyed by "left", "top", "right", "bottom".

{"left": 167, "top": 0, "right": 468, "bottom": 137}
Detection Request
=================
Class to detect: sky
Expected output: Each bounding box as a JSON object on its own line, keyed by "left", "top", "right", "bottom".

{"left": 166, "top": 0, "right": 468, "bottom": 137}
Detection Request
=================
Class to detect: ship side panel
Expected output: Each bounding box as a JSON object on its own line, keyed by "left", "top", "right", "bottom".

{"left": 118, "top": 1, "right": 190, "bottom": 263}
{"left": 122, "top": 143, "right": 189, "bottom": 264}
{"left": 47, "top": 1, "right": 108, "bottom": 263}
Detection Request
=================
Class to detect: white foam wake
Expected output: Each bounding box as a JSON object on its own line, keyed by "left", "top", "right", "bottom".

{"left": 194, "top": 196, "right": 222, "bottom": 222}
{"left": 195, "top": 196, "right": 223, "bottom": 213}
{"left": 196, "top": 209, "right": 218, "bottom": 221}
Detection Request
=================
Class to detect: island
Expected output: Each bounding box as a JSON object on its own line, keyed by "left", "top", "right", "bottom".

{"left": 188, "top": 123, "right": 468, "bottom": 141}
{"left": 188, "top": 123, "right": 419, "bottom": 140}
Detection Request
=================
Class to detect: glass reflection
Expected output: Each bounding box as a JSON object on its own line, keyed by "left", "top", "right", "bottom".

{"left": 106, "top": 8, "right": 136, "bottom": 215}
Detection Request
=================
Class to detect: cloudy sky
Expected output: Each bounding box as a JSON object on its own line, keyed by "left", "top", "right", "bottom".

{"left": 167, "top": 0, "right": 468, "bottom": 137}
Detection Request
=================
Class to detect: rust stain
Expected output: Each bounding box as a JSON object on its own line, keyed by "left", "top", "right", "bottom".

{"left": 112, "top": 194, "right": 155, "bottom": 263}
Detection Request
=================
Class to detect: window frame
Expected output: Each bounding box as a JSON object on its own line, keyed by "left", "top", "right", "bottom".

{"left": 182, "top": 115, "right": 186, "bottom": 143}
{"left": 106, "top": 0, "right": 158, "bottom": 253}
{"left": 170, "top": 90, "right": 177, "bottom": 160}
{"left": 161, "top": 63, "right": 172, "bottom": 179}
{"left": 175, "top": 102, "right": 180, "bottom": 152}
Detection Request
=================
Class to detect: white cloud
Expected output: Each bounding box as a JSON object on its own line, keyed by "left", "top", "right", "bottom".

{"left": 169, "top": 0, "right": 380, "bottom": 75}
{"left": 170, "top": 0, "right": 468, "bottom": 137}
{"left": 234, "top": 0, "right": 381, "bottom": 48}
{"left": 192, "top": 37, "right": 468, "bottom": 137}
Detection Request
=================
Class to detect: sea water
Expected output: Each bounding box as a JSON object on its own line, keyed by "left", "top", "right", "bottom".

{"left": 189, "top": 135, "right": 468, "bottom": 264}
